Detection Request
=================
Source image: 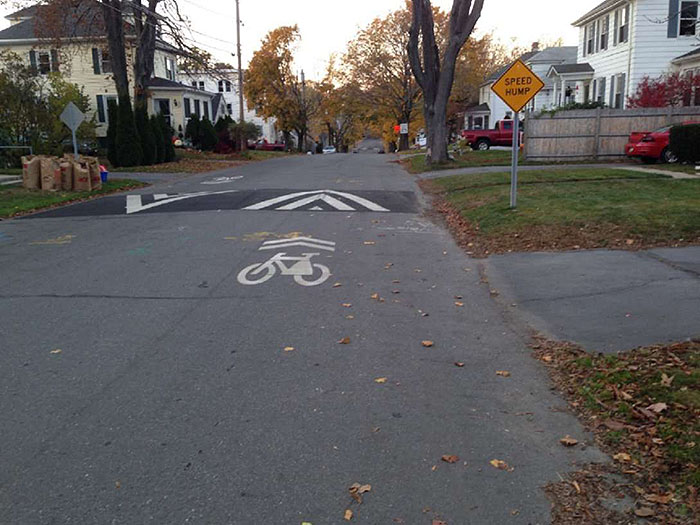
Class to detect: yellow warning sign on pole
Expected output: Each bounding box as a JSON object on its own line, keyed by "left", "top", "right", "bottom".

{"left": 491, "top": 59, "right": 545, "bottom": 113}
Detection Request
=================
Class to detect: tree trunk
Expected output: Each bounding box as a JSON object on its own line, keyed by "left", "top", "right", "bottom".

{"left": 133, "top": 1, "right": 159, "bottom": 105}
{"left": 398, "top": 132, "right": 410, "bottom": 151}
{"left": 102, "top": 0, "right": 130, "bottom": 100}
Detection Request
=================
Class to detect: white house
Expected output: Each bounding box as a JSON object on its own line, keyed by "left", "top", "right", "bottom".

{"left": 465, "top": 44, "right": 577, "bottom": 129}
{"left": 549, "top": 0, "right": 700, "bottom": 109}
{"left": 184, "top": 70, "right": 277, "bottom": 142}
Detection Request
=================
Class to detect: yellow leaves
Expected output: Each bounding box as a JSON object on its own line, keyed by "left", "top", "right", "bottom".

{"left": 284, "top": 346, "right": 295, "bottom": 352}
{"left": 489, "top": 459, "right": 513, "bottom": 471}
{"left": 348, "top": 482, "right": 371, "bottom": 505}
{"left": 344, "top": 509, "right": 353, "bottom": 521}
{"left": 421, "top": 340, "right": 434, "bottom": 348}
{"left": 441, "top": 455, "right": 459, "bottom": 464}
{"left": 333, "top": 282, "right": 343, "bottom": 288}
{"left": 342, "top": 303, "right": 352, "bottom": 308}
{"left": 374, "top": 377, "right": 388, "bottom": 384}
{"left": 496, "top": 370, "right": 511, "bottom": 377}
{"left": 50, "top": 349, "right": 62, "bottom": 355}
{"left": 613, "top": 452, "right": 632, "bottom": 462}
{"left": 363, "top": 241, "right": 375, "bottom": 246}
{"left": 338, "top": 337, "right": 351, "bottom": 345}
{"left": 559, "top": 435, "right": 578, "bottom": 447}
{"left": 454, "top": 301, "right": 464, "bottom": 307}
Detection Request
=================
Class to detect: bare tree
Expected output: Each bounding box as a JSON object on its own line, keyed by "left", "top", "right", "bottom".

{"left": 408, "top": 0, "right": 484, "bottom": 164}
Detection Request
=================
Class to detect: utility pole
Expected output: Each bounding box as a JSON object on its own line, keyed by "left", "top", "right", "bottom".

{"left": 301, "top": 69, "right": 306, "bottom": 152}
{"left": 235, "top": 0, "right": 246, "bottom": 150}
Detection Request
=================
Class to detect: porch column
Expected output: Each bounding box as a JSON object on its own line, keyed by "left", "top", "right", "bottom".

{"left": 552, "top": 80, "right": 558, "bottom": 108}
{"left": 561, "top": 78, "right": 566, "bottom": 105}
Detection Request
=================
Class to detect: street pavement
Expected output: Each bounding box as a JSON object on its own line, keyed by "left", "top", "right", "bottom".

{"left": 486, "top": 248, "right": 700, "bottom": 353}
{"left": 1, "top": 147, "right": 607, "bottom": 524}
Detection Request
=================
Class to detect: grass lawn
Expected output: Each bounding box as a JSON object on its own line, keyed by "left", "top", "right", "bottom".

{"left": 536, "top": 338, "right": 699, "bottom": 523}
{"left": 638, "top": 163, "right": 699, "bottom": 175}
{"left": 0, "top": 168, "right": 22, "bottom": 176}
{"left": 0, "top": 178, "right": 147, "bottom": 219}
{"left": 106, "top": 148, "right": 295, "bottom": 174}
{"left": 403, "top": 149, "right": 516, "bottom": 173}
{"left": 425, "top": 168, "right": 700, "bottom": 255}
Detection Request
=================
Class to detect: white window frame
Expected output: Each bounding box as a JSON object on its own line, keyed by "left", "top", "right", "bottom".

{"left": 164, "top": 57, "right": 175, "bottom": 81}
{"left": 618, "top": 5, "right": 630, "bottom": 43}
{"left": 679, "top": 1, "right": 699, "bottom": 37}
{"left": 600, "top": 15, "right": 609, "bottom": 50}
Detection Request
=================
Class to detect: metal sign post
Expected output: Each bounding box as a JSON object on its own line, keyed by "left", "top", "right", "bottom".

{"left": 490, "top": 59, "right": 544, "bottom": 209}
{"left": 510, "top": 112, "right": 520, "bottom": 208}
{"left": 60, "top": 102, "right": 86, "bottom": 160}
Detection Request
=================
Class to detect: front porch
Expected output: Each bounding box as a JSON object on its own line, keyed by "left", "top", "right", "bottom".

{"left": 547, "top": 63, "right": 595, "bottom": 107}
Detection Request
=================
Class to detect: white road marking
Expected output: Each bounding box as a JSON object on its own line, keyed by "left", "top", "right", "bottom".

{"left": 202, "top": 176, "right": 243, "bottom": 185}
{"left": 261, "top": 237, "right": 335, "bottom": 246}
{"left": 243, "top": 190, "right": 389, "bottom": 212}
{"left": 125, "top": 190, "right": 239, "bottom": 214}
{"left": 237, "top": 251, "right": 332, "bottom": 287}
{"left": 276, "top": 194, "right": 355, "bottom": 211}
{"left": 259, "top": 241, "right": 336, "bottom": 252}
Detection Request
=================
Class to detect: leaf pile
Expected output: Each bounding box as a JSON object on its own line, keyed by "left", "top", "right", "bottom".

{"left": 532, "top": 337, "right": 699, "bottom": 523}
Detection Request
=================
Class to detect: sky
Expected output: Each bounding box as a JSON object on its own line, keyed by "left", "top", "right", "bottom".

{"left": 0, "top": 0, "right": 604, "bottom": 79}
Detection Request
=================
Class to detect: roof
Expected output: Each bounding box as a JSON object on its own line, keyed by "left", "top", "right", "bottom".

{"left": 528, "top": 46, "right": 577, "bottom": 64}
{"left": 464, "top": 103, "right": 490, "bottom": 114}
{"left": 5, "top": 5, "right": 38, "bottom": 20}
{"left": 146, "top": 77, "right": 218, "bottom": 96}
{"left": 483, "top": 50, "right": 539, "bottom": 84}
{"left": 0, "top": 2, "right": 110, "bottom": 42}
{"left": 548, "top": 63, "right": 595, "bottom": 77}
{"left": 672, "top": 47, "right": 700, "bottom": 63}
{"left": 572, "top": 0, "right": 626, "bottom": 26}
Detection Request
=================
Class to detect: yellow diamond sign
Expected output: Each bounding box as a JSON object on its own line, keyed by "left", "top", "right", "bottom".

{"left": 491, "top": 59, "right": 545, "bottom": 113}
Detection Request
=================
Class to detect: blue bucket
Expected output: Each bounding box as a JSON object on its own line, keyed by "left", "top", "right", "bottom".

{"left": 100, "top": 171, "right": 108, "bottom": 183}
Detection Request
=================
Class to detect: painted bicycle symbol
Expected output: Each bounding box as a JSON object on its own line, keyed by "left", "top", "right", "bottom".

{"left": 237, "top": 252, "right": 331, "bottom": 286}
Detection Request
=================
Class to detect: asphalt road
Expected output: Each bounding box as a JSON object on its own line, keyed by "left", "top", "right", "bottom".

{"left": 0, "top": 147, "right": 604, "bottom": 524}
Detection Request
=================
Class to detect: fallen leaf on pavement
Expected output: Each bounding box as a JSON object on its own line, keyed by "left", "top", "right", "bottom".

{"left": 50, "top": 349, "right": 62, "bottom": 354}
{"left": 363, "top": 241, "right": 375, "bottom": 245}
{"left": 634, "top": 507, "right": 655, "bottom": 517}
{"left": 342, "top": 303, "right": 352, "bottom": 308}
{"left": 496, "top": 370, "right": 511, "bottom": 377}
{"left": 541, "top": 355, "right": 553, "bottom": 363}
{"left": 346, "top": 315, "right": 355, "bottom": 320}
{"left": 344, "top": 509, "right": 353, "bottom": 520}
{"left": 392, "top": 290, "right": 400, "bottom": 294}
{"left": 284, "top": 346, "right": 295, "bottom": 352}
{"left": 441, "top": 455, "right": 459, "bottom": 463}
{"left": 333, "top": 283, "right": 342, "bottom": 288}
{"left": 559, "top": 435, "right": 578, "bottom": 447}
{"left": 647, "top": 402, "right": 668, "bottom": 413}
{"left": 489, "top": 459, "right": 513, "bottom": 471}
{"left": 358, "top": 484, "right": 371, "bottom": 494}
{"left": 613, "top": 452, "right": 632, "bottom": 462}
{"left": 338, "top": 337, "right": 351, "bottom": 344}
{"left": 422, "top": 340, "right": 434, "bottom": 348}
{"left": 374, "top": 377, "right": 388, "bottom": 384}
{"left": 370, "top": 293, "right": 379, "bottom": 300}
{"left": 455, "top": 362, "right": 465, "bottom": 368}
{"left": 432, "top": 520, "right": 447, "bottom": 525}
{"left": 455, "top": 302, "right": 464, "bottom": 307}
{"left": 392, "top": 280, "right": 400, "bottom": 284}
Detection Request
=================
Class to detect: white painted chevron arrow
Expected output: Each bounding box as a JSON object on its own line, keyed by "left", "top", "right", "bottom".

{"left": 243, "top": 190, "right": 389, "bottom": 212}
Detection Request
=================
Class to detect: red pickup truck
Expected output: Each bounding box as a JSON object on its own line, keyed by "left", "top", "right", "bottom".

{"left": 461, "top": 120, "right": 522, "bottom": 150}
{"left": 247, "top": 139, "right": 285, "bottom": 151}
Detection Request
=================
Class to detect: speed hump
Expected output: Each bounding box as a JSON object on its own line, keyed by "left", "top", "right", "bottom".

{"left": 491, "top": 59, "right": 545, "bottom": 113}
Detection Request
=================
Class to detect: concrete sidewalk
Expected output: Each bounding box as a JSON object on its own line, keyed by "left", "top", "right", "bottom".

{"left": 484, "top": 247, "right": 700, "bottom": 353}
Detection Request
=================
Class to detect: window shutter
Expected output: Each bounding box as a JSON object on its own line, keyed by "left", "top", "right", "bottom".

{"left": 92, "top": 48, "right": 101, "bottom": 74}
{"left": 614, "top": 10, "right": 619, "bottom": 45}
{"left": 29, "top": 50, "right": 37, "bottom": 71}
{"left": 96, "top": 95, "right": 105, "bottom": 123}
{"left": 50, "top": 49, "right": 60, "bottom": 72}
{"left": 583, "top": 26, "right": 587, "bottom": 57}
{"left": 600, "top": 77, "right": 606, "bottom": 102}
{"left": 668, "top": 0, "right": 679, "bottom": 38}
{"left": 609, "top": 76, "right": 615, "bottom": 107}
{"left": 620, "top": 74, "right": 626, "bottom": 108}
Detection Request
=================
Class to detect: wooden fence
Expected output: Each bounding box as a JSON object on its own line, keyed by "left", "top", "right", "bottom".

{"left": 523, "top": 106, "right": 700, "bottom": 162}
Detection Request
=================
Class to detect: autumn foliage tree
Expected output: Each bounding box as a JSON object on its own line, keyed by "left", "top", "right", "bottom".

{"left": 408, "top": 0, "right": 484, "bottom": 163}
{"left": 627, "top": 72, "right": 700, "bottom": 108}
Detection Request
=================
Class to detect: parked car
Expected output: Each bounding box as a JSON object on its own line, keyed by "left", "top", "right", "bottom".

{"left": 461, "top": 119, "right": 523, "bottom": 150}
{"left": 322, "top": 145, "right": 337, "bottom": 154}
{"left": 247, "top": 139, "right": 285, "bottom": 151}
{"left": 625, "top": 122, "right": 700, "bottom": 164}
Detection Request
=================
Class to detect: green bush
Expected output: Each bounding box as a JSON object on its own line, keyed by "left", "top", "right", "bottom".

{"left": 670, "top": 124, "right": 700, "bottom": 163}
{"left": 115, "top": 96, "right": 143, "bottom": 167}
{"left": 199, "top": 117, "right": 218, "bottom": 151}
{"left": 159, "top": 115, "right": 176, "bottom": 162}
{"left": 134, "top": 103, "right": 156, "bottom": 165}
{"left": 185, "top": 114, "right": 201, "bottom": 147}
{"left": 106, "top": 99, "right": 119, "bottom": 166}
{"left": 215, "top": 115, "right": 234, "bottom": 133}
{"left": 151, "top": 115, "right": 165, "bottom": 164}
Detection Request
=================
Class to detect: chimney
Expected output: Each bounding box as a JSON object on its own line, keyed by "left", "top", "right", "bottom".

{"left": 532, "top": 42, "right": 540, "bottom": 52}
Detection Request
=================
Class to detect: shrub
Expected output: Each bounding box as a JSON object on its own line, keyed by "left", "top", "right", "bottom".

{"left": 150, "top": 115, "right": 165, "bottom": 164}
{"left": 670, "top": 124, "right": 700, "bottom": 164}
{"left": 115, "top": 96, "right": 143, "bottom": 167}
{"left": 134, "top": 103, "right": 156, "bottom": 165}
{"left": 185, "top": 114, "right": 201, "bottom": 147}
{"left": 214, "top": 128, "right": 235, "bottom": 154}
{"left": 106, "top": 99, "right": 119, "bottom": 166}
{"left": 199, "top": 118, "right": 218, "bottom": 151}
{"left": 159, "top": 115, "right": 176, "bottom": 162}
{"left": 215, "top": 115, "right": 234, "bottom": 133}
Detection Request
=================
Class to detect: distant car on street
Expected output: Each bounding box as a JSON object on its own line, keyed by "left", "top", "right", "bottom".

{"left": 461, "top": 119, "right": 523, "bottom": 150}
{"left": 247, "top": 139, "right": 285, "bottom": 151}
{"left": 625, "top": 122, "right": 699, "bottom": 164}
{"left": 322, "top": 146, "right": 337, "bottom": 154}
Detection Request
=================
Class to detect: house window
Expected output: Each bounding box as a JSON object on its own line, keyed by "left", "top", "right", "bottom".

{"left": 184, "top": 98, "right": 192, "bottom": 117}
{"left": 191, "top": 81, "right": 198, "bottom": 88}
{"left": 38, "top": 51, "right": 51, "bottom": 74}
{"left": 194, "top": 99, "right": 201, "bottom": 117}
{"left": 600, "top": 15, "right": 609, "bottom": 50}
{"left": 614, "top": 73, "right": 626, "bottom": 108}
{"left": 225, "top": 80, "right": 232, "bottom": 92}
{"left": 597, "top": 77, "right": 606, "bottom": 103}
{"left": 619, "top": 5, "right": 630, "bottom": 43}
{"left": 680, "top": 1, "right": 698, "bottom": 36}
{"left": 226, "top": 103, "right": 232, "bottom": 115}
{"left": 586, "top": 22, "right": 595, "bottom": 54}
{"left": 218, "top": 80, "right": 224, "bottom": 92}
{"left": 165, "top": 57, "right": 175, "bottom": 81}
{"left": 203, "top": 101, "right": 210, "bottom": 120}
{"left": 198, "top": 81, "right": 205, "bottom": 90}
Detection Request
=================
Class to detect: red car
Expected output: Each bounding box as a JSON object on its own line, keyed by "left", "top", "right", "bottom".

{"left": 625, "top": 122, "right": 699, "bottom": 164}
{"left": 461, "top": 119, "right": 523, "bottom": 150}
{"left": 247, "top": 139, "right": 285, "bottom": 151}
